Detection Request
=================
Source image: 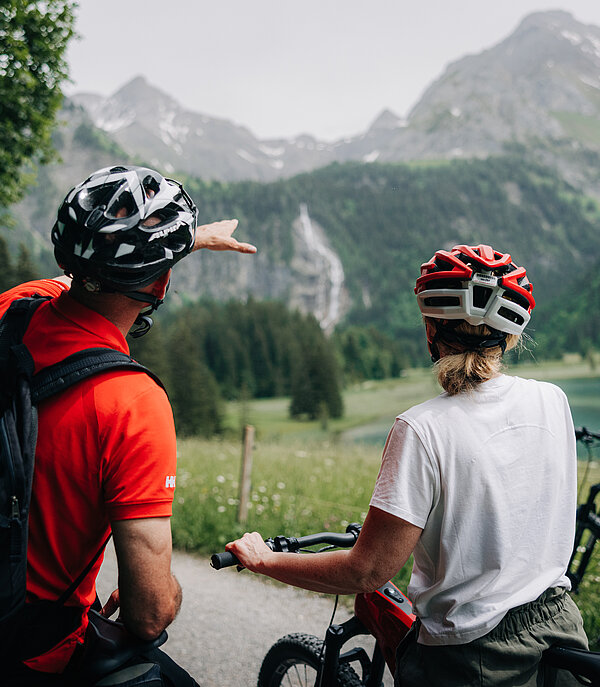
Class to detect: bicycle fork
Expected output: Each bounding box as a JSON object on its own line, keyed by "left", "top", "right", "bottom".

{"left": 320, "top": 615, "right": 386, "bottom": 686}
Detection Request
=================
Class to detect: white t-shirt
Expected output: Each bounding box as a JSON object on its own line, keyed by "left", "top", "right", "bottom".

{"left": 370, "top": 374, "right": 576, "bottom": 646}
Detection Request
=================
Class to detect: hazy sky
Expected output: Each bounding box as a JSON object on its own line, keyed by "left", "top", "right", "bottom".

{"left": 65, "top": 1, "right": 600, "bottom": 141}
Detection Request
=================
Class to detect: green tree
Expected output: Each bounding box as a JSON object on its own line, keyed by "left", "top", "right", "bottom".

{"left": 289, "top": 318, "right": 343, "bottom": 421}
{"left": 0, "top": 236, "right": 15, "bottom": 292}
{"left": 14, "top": 243, "right": 39, "bottom": 283}
{"left": 167, "top": 320, "right": 223, "bottom": 437}
{"left": 0, "top": 1, "right": 75, "bottom": 209}
{"left": 128, "top": 319, "right": 171, "bottom": 384}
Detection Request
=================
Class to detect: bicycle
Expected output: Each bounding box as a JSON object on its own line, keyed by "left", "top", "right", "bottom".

{"left": 212, "top": 524, "right": 600, "bottom": 687}
{"left": 568, "top": 427, "right": 600, "bottom": 594}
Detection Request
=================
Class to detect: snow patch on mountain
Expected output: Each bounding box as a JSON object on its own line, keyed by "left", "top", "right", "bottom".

{"left": 159, "top": 111, "right": 190, "bottom": 145}
{"left": 580, "top": 75, "right": 600, "bottom": 89}
{"left": 236, "top": 149, "right": 257, "bottom": 164}
{"left": 363, "top": 150, "right": 380, "bottom": 163}
{"left": 561, "top": 30, "right": 583, "bottom": 46}
{"left": 259, "top": 144, "right": 285, "bottom": 157}
{"left": 96, "top": 111, "right": 135, "bottom": 133}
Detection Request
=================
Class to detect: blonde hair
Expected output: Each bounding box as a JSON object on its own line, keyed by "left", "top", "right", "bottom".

{"left": 427, "top": 319, "right": 520, "bottom": 396}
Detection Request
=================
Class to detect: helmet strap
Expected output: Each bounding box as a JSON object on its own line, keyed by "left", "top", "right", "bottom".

{"left": 125, "top": 287, "right": 168, "bottom": 339}
{"left": 431, "top": 321, "right": 507, "bottom": 361}
{"left": 130, "top": 314, "right": 154, "bottom": 339}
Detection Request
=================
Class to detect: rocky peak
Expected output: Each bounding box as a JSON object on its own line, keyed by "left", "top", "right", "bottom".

{"left": 368, "top": 109, "right": 407, "bottom": 132}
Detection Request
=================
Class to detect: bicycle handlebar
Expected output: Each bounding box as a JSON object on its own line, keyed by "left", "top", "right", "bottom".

{"left": 211, "top": 523, "right": 362, "bottom": 570}
{"left": 576, "top": 427, "right": 600, "bottom": 444}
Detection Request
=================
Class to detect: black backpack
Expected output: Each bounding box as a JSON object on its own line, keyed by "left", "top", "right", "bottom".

{"left": 0, "top": 295, "right": 163, "bottom": 633}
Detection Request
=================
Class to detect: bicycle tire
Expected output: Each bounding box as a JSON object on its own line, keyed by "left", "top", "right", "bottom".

{"left": 257, "top": 633, "right": 362, "bottom": 687}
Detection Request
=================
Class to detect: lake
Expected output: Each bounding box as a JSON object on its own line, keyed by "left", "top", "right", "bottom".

{"left": 345, "top": 376, "right": 600, "bottom": 455}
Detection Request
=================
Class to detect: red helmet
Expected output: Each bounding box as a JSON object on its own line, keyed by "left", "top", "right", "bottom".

{"left": 415, "top": 244, "right": 535, "bottom": 335}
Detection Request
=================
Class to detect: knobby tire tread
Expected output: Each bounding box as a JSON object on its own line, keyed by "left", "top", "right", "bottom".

{"left": 257, "top": 632, "right": 362, "bottom": 687}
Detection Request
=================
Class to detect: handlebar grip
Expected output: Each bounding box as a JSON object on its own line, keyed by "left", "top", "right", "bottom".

{"left": 210, "top": 551, "right": 240, "bottom": 570}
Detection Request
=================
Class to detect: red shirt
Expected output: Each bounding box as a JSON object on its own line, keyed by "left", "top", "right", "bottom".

{"left": 0, "top": 280, "right": 177, "bottom": 672}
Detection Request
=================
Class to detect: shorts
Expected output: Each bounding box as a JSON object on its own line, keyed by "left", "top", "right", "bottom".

{"left": 395, "top": 587, "right": 588, "bottom": 687}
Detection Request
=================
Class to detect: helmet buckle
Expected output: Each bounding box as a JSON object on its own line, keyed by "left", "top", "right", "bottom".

{"left": 83, "top": 279, "right": 101, "bottom": 293}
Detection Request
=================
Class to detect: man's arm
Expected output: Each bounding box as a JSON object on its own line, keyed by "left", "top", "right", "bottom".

{"left": 192, "top": 219, "right": 256, "bottom": 253}
{"left": 110, "top": 517, "right": 182, "bottom": 640}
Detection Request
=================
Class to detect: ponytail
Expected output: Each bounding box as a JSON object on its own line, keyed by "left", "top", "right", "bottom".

{"left": 426, "top": 319, "right": 520, "bottom": 395}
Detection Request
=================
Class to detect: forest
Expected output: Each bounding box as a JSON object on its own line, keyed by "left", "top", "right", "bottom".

{"left": 2, "top": 154, "right": 599, "bottom": 437}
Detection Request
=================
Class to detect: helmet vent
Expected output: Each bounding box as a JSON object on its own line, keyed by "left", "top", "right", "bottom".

{"left": 107, "top": 191, "right": 136, "bottom": 218}
{"left": 501, "top": 291, "right": 530, "bottom": 311}
{"left": 472, "top": 285, "right": 492, "bottom": 309}
{"left": 424, "top": 295, "right": 461, "bottom": 307}
{"left": 78, "top": 182, "right": 121, "bottom": 211}
{"left": 426, "top": 278, "right": 463, "bottom": 290}
{"left": 498, "top": 307, "right": 524, "bottom": 326}
{"left": 142, "top": 175, "right": 161, "bottom": 198}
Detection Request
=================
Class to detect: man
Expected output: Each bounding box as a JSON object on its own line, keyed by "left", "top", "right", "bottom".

{"left": 3, "top": 165, "right": 256, "bottom": 685}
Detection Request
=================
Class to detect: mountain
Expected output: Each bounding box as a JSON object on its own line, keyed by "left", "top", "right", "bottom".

{"left": 5, "top": 10, "right": 600, "bottom": 354}
{"left": 69, "top": 11, "right": 600, "bottom": 190}
{"left": 340, "top": 10, "right": 600, "bottom": 197}
{"left": 70, "top": 76, "right": 339, "bottom": 182}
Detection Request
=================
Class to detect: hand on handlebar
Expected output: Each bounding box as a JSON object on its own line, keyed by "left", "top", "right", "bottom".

{"left": 226, "top": 532, "right": 273, "bottom": 573}
{"left": 100, "top": 588, "right": 120, "bottom": 619}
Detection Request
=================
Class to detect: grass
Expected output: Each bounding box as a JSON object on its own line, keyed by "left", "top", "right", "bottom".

{"left": 172, "top": 360, "right": 600, "bottom": 641}
{"left": 224, "top": 368, "right": 440, "bottom": 443}
{"left": 172, "top": 438, "right": 381, "bottom": 551}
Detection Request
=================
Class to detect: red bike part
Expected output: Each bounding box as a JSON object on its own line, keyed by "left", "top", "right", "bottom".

{"left": 354, "top": 580, "right": 415, "bottom": 675}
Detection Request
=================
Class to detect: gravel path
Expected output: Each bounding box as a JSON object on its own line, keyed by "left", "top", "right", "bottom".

{"left": 96, "top": 543, "right": 392, "bottom": 686}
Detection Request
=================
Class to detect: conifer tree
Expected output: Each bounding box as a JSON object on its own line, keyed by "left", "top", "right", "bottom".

{"left": 0, "top": 236, "right": 15, "bottom": 292}
{"left": 289, "top": 321, "right": 343, "bottom": 420}
{"left": 14, "top": 244, "right": 39, "bottom": 284}
{"left": 167, "top": 320, "right": 223, "bottom": 437}
{"left": 128, "top": 319, "right": 171, "bottom": 384}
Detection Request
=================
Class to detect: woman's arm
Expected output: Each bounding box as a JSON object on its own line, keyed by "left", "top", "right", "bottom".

{"left": 226, "top": 506, "right": 422, "bottom": 595}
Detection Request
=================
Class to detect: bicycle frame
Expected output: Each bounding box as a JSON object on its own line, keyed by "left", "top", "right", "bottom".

{"left": 568, "top": 482, "right": 600, "bottom": 593}
{"left": 567, "top": 427, "right": 600, "bottom": 593}
{"left": 321, "top": 579, "right": 414, "bottom": 685}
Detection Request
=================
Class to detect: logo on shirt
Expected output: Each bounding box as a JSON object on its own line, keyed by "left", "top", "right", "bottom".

{"left": 165, "top": 475, "right": 176, "bottom": 489}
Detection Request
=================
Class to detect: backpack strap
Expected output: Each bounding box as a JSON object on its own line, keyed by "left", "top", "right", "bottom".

{"left": 0, "top": 297, "right": 50, "bottom": 402}
{"left": 29, "top": 348, "right": 165, "bottom": 607}
{"left": 31, "top": 347, "right": 165, "bottom": 405}
{"left": 55, "top": 534, "right": 112, "bottom": 608}
{"left": 0, "top": 296, "right": 49, "bottom": 360}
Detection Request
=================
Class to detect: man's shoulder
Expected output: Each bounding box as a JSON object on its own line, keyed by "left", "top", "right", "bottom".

{"left": 0, "top": 279, "right": 68, "bottom": 319}
{"left": 84, "top": 367, "right": 171, "bottom": 429}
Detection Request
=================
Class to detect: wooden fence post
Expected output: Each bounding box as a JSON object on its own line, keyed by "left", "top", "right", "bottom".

{"left": 238, "top": 425, "right": 255, "bottom": 524}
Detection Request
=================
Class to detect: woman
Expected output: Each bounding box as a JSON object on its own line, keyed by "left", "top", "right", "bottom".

{"left": 227, "top": 244, "right": 588, "bottom": 686}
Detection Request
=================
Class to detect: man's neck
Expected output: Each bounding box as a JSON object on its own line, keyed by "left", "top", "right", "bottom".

{"left": 68, "top": 283, "right": 143, "bottom": 338}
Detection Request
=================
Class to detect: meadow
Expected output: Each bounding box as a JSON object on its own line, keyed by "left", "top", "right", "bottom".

{"left": 171, "top": 360, "right": 600, "bottom": 645}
